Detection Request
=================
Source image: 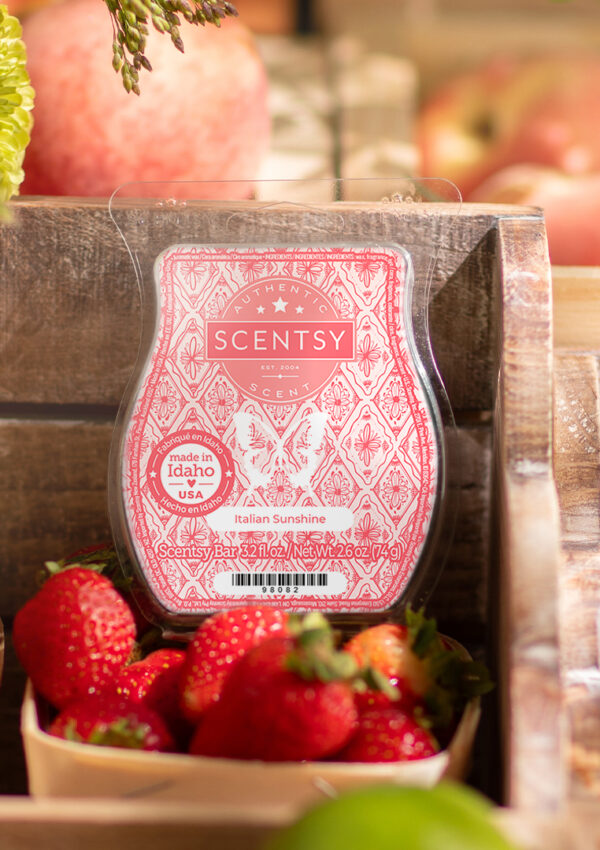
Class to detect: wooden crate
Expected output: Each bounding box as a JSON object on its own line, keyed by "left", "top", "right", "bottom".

{"left": 0, "top": 194, "right": 559, "bottom": 843}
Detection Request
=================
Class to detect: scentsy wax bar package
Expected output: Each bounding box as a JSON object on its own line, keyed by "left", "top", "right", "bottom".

{"left": 108, "top": 179, "right": 461, "bottom": 632}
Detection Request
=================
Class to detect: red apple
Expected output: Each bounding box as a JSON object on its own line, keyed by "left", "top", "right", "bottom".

{"left": 21, "top": 0, "right": 270, "bottom": 198}
{"left": 470, "top": 164, "right": 600, "bottom": 266}
{"left": 418, "top": 55, "right": 600, "bottom": 200}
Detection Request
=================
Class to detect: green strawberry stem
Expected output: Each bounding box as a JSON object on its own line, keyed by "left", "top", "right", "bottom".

{"left": 285, "top": 613, "right": 399, "bottom": 700}
{"left": 104, "top": 0, "right": 238, "bottom": 93}
{"left": 64, "top": 716, "right": 152, "bottom": 749}
{"left": 405, "top": 606, "right": 494, "bottom": 730}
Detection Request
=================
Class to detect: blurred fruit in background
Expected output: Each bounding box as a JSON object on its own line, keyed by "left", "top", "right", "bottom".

{"left": 19, "top": 0, "right": 270, "bottom": 197}
{"left": 264, "top": 783, "right": 520, "bottom": 850}
{"left": 4, "top": 0, "right": 50, "bottom": 16}
{"left": 234, "top": 0, "right": 297, "bottom": 34}
{"left": 470, "top": 164, "right": 600, "bottom": 266}
{"left": 418, "top": 54, "right": 600, "bottom": 264}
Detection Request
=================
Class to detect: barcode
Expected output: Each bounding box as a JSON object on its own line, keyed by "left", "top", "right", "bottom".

{"left": 231, "top": 573, "right": 329, "bottom": 587}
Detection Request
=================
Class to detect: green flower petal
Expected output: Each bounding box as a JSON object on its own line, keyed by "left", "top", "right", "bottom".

{"left": 0, "top": 4, "right": 33, "bottom": 210}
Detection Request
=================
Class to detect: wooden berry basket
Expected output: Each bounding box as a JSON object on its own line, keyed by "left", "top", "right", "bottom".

{"left": 0, "top": 25, "right": 590, "bottom": 850}
{"left": 20, "top": 680, "right": 481, "bottom": 805}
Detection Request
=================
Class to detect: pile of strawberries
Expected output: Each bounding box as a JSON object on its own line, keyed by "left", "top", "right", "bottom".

{"left": 13, "top": 544, "right": 491, "bottom": 762}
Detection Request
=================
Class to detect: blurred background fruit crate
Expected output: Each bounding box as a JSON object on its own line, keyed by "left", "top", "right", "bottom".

{"left": 316, "top": 0, "right": 600, "bottom": 90}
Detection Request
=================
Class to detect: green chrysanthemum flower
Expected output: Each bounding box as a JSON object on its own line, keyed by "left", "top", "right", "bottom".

{"left": 0, "top": 5, "right": 33, "bottom": 211}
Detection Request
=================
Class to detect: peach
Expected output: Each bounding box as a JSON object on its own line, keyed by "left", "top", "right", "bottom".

{"left": 21, "top": 0, "right": 270, "bottom": 198}
{"left": 470, "top": 164, "right": 600, "bottom": 266}
{"left": 418, "top": 55, "right": 600, "bottom": 201}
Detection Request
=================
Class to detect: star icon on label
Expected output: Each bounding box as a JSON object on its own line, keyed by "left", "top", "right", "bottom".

{"left": 295, "top": 305, "right": 304, "bottom": 314}
{"left": 272, "top": 297, "right": 288, "bottom": 313}
{"left": 256, "top": 305, "right": 265, "bottom": 315}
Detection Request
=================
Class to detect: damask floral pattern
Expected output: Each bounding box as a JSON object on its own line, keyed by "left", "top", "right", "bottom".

{"left": 122, "top": 245, "right": 439, "bottom": 616}
{"left": 155, "top": 380, "right": 179, "bottom": 421}
{"left": 355, "top": 422, "right": 381, "bottom": 466}
{"left": 380, "top": 468, "right": 412, "bottom": 512}
{"left": 321, "top": 469, "right": 353, "bottom": 506}
{"left": 180, "top": 335, "right": 203, "bottom": 381}
{"left": 265, "top": 469, "right": 294, "bottom": 507}
{"left": 356, "top": 333, "right": 381, "bottom": 378}
{"left": 321, "top": 380, "right": 353, "bottom": 424}
{"left": 205, "top": 380, "right": 236, "bottom": 422}
{"left": 381, "top": 378, "right": 407, "bottom": 420}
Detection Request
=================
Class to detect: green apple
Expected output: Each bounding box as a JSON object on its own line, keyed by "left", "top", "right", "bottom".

{"left": 265, "top": 783, "right": 520, "bottom": 850}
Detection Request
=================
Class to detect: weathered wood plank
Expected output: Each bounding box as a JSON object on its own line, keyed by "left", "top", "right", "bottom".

{"left": 0, "top": 418, "right": 112, "bottom": 616}
{"left": 494, "top": 216, "right": 563, "bottom": 811}
{"left": 0, "top": 200, "right": 139, "bottom": 406}
{"left": 0, "top": 798, "right": 289, "bottom": 850}
{"left": 553, "top": 350, "right": 600, "bottom": 801}
{"left": 560, "top": 550, "right": 600, "bottom": 674}
{"left": 553, "top": 352, "right": 600, "bottom": 548}
{"left": 0, "top": 795, "right": 596, "bottom": 850}
{"left": 0, "top": 200, "right": 538, "bottom": 411}
{"left": 0, "top": 417, "right": 491, "bottom": 628}
{"left": 553, "top": 267, "right": 600, "bottom": 352}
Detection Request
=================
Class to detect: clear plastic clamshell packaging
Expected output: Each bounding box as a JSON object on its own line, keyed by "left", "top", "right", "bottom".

{"left": 108, "top": 179, "right": 462, "bottom": 634}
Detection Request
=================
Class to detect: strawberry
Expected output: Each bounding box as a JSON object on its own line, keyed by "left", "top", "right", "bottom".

{"left": 49, "top": 693, "right": 175, "bottom": 752}
{"left": 13, "top": 566, "right": 136, "bottom": 709}
{"left": 179, "top": 605, "right": 289, "bottom": 723}
{"left": 337, "top": 708, "right": 438, "bottom": 762}
{"left": 344, "top": 621, "right": 430, "bottom": 713}
{"left": 113, "top": 648, "right": 190, "bottom": 746}
{"left": 347, "top": 609, "right": 494, "bottom": 731}
{"left": 189, "top": 616, "right": 359, "bottom": 762}
{"left": 46, "top": 541, "right": 153, "bottom": 638}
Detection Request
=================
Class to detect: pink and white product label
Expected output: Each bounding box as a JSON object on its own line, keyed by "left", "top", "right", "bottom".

{"left": 117, "top": 244, "right": 441, "bottom": 618}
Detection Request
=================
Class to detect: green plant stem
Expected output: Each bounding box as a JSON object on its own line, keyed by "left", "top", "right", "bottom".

{"left": 104, "top": 0, "right": 238, "bottom": 94}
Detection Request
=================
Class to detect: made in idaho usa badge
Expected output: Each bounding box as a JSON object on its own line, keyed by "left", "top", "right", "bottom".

{"left": 110, "top": 244, "right": 444, "bottom": 627}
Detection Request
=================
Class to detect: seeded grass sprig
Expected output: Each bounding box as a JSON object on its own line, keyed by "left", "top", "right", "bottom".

{"left": 105, "top": 0, "right": 238, "bottom": 94}
{"left": 0, "top": 4, "right": 33, "bottom": 216}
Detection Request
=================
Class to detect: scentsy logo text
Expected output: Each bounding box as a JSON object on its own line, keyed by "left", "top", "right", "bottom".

{"left": 206, "top": 321, "right": 355, "bottom": 360}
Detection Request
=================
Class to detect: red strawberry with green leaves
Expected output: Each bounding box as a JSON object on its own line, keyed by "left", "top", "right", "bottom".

{"left": 114, "top": 648, "right": 190, "bottom": 745}
{"left": 344, "top": 620, "right": 430, "bottom": 714}
{"left": 337, "top": 707, "right": 439, "bottom": 763}
{"left": 180, "top": 605, "right": 289, "bottom": 723}
{"left": 13, "top": 566, "right": 136, "bottom": 709}
{"left": 346, "top": 608, "right": 493, "bottom": 729}
{"left": 49, "top": 693, "right": 175, "bottom": 752}
{"left": 189, "top": 614, "right": 360, "bottom": 762}
{"left": 46, "top": 541, "right": 153, "bottom": 638}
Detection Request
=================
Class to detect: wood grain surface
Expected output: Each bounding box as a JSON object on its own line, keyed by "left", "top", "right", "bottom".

{"left": 493, "top": 217, "right": 563, "bottom": 811}
{"left": 553, "top": 267, "right": 600, "bottom": 353}
{"left": 554, "top": 349, "right": 600, "bottom": 805}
